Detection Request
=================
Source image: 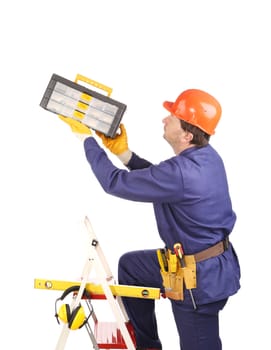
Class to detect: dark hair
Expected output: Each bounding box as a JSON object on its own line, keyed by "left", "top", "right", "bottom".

{"left": 180, "top": 120, "right": 210, "bottom": 146}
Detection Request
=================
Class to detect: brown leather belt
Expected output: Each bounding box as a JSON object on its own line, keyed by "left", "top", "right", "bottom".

{"left": 194, "top": 237, "right": 230, "bottom": 263}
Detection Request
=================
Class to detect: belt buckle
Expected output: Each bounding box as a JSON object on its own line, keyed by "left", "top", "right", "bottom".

{"left": 223, "top": 237, "right": 229, "bottom": 250}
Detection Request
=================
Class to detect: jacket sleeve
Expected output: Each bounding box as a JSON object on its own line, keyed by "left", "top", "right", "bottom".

{"left": 83, "top": 137, "right": 184, "bottom": 203}
{"left": 126, "top": 152, "right": 152, "bottom": 170}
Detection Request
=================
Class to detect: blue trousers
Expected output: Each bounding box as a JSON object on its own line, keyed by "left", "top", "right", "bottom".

{"left": 118, "top": 249, "right": 228, "bottom": 350}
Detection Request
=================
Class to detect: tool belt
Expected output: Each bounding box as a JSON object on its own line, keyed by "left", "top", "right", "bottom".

{"left": 157, "top": 238, "right": 229, "bottom": 301}
{"left": 194, "top": 237, "right": 229, "bottom": 263}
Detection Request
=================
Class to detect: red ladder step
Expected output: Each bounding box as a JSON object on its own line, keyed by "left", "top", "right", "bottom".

{"left": 94, "top": 321, "right": 136, "bottom": 349}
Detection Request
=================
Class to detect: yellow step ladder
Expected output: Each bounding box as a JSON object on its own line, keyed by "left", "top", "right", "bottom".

{"left": 34, "top": 216, "right": 161, "bottom": 349}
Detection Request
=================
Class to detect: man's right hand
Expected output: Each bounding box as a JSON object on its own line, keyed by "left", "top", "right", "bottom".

{"left": 96, "top": 124, "right": 128, "bottom": 155}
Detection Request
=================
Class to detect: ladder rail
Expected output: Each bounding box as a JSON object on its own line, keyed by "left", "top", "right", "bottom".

{"left": 85, "top": 216, "right": 136, "bottom": 350}
{"left": 84, "top": 216, "right": 114, "bottom": 282}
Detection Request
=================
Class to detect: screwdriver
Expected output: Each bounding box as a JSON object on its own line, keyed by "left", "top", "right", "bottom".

{"left": 174, "top": 243, "right": 197, "bottom": 310}
{"left": 156, "top": 249, "right": 168, "bottom": 272}
{"left": 160, "top": 248, "right": 168, "bottom": 272}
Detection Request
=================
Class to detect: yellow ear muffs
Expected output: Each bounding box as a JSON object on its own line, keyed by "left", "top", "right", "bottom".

{"left": 55, "top": 286, "right": 91, "bottom": 330}
{"left": 57, "top": 304, "right": 70, "bottom": 324}
{"left": 68, "top": 305, "right": 87, "bottom": 330}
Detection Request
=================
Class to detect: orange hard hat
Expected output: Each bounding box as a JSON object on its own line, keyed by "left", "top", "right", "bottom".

{"left": 163, "top": 89, "right": 222, "bottom": 135}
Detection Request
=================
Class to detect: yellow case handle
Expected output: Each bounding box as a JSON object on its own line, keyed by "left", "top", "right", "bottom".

{"left": 75, "top": 74, "right": 112, "bottom": 97}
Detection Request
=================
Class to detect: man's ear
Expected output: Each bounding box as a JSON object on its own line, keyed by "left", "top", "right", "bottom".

{"left": 184, "top": 131, "right": 193, "bottom": 143}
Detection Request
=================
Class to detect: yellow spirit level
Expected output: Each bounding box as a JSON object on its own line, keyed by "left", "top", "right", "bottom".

{"left": 40, "top": 74, "right": 127, "bottom": 138}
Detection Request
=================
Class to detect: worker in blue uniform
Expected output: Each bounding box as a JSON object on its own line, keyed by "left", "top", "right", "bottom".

{"left": 59, "top": 88, "right": 241, "bottom": 350}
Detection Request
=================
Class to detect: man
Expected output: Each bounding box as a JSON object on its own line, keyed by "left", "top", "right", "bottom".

{"left": 59, "top": 89, "right": 241, "bottom": 350}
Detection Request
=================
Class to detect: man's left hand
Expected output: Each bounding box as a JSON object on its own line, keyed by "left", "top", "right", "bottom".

{"left": 58, "top": 115, "right": 92, "bottom": 140}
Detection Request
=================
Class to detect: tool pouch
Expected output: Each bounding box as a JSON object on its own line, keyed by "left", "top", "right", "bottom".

{"left": 183, "top": 255, "right": 197, "bottom": 290}
{"left": 160, "top": 253, "right": 197, "bottom": 301}
{"left": 161, "top": 270, "right": 184, "bottom": 300}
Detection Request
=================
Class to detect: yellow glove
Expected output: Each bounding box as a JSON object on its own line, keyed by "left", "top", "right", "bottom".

{"left": 96, "top": 124, "right": 128, "bottom": 155}
{"left": 58, "top": 115, "right": 92, "bottom": 139}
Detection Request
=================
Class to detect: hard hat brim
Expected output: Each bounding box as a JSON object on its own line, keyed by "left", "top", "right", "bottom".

{"left": 163, "top": 101, "right": 173, "bottom": 112}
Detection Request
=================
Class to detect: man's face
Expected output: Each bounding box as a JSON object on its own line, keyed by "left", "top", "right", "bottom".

{"left": 162, "top": 114, "right": 183, "bottom": 144}
{"left": 162, "top": 114, "right": 194, "bottom": 153}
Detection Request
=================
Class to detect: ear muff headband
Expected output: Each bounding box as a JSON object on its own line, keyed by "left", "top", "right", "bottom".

{"left": 55, "top": 285, "right": 91, "bottom": 330}
{"left": 59, "top": 285, "right": 91, "bottom": 300}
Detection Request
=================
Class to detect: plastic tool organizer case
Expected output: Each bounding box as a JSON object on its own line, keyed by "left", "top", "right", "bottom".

{"left": 40, "top": 73, "right": 127, "bottom": 138}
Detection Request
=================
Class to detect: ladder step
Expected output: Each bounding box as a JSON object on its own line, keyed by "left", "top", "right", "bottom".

{"left": 94, "top": 321, "right": 136, "bottom": 349}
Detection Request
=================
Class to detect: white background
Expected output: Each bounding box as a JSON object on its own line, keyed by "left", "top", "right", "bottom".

{"left": 1, "top": 0, "right": 270, "bottom": 349}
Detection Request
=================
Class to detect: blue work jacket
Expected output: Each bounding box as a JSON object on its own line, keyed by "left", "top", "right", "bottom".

{"left": 84, "top": 137, "right": 241, "bottom": 304}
